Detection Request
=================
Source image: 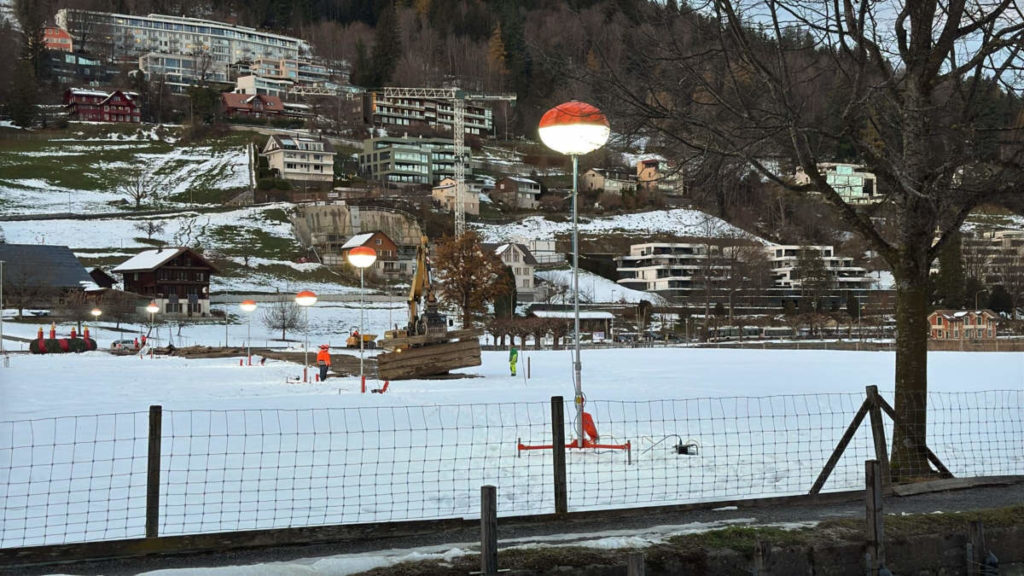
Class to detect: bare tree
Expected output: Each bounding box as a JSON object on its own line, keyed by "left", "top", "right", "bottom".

{"left": 588, "top": 1, "right": 1024, "bottom": 480}
{"left": 261, "top": 298, "right": 305, "bottom": 341}
{"left": 119, "top": 170, "right": 155, "bottom": 209}
{"left": 133, "top": 220, "right": 166, "bottom": 241}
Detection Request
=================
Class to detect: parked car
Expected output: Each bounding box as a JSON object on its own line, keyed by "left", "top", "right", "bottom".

{"left": 110, "top": 339, "right": 136, "bottom": 351}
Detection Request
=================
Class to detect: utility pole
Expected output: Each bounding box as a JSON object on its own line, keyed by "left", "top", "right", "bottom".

{"left": 380, "top": 87, "right": 515, "bottom": 236}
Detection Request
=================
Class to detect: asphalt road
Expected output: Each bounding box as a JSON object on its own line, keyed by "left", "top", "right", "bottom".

{"left": 4, "top": 480, "right": 1023, "bottom": 576}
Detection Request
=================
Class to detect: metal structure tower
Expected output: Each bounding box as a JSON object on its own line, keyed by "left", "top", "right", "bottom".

{"left": 381, "top": 87, "right": 516, "bottom": 236}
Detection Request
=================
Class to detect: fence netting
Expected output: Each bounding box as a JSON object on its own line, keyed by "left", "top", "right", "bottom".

{"left": 1, "top": 389, "right": 1021, "bottom": 548}
{"left": 0, "top": 412, "right": 149, "bottom": 548}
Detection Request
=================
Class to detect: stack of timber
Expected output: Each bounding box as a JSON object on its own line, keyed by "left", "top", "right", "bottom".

{"left": 376, "top": 328, "right": 482, "bottom": 380}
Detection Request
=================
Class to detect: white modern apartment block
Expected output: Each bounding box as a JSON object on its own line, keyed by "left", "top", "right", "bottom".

{"left": 615, "top": 242, "right": 732, "bottom": 295}
{"left": 234, "top": 74, "right": 293, "bottom": 98}
{"left": 56, "top": 9, "right": 310, "bottom": 87}
{"left": 615, "top": 242, "right": 874, "bottom": 296}
{"left": 794, "top": 163, "right": 880, "bottom": 204}
{"left": 262, "top": 135, "right": 335, "bottom": 188}
{"left": 765, "top": 245, "right": 874, "bottom": 289}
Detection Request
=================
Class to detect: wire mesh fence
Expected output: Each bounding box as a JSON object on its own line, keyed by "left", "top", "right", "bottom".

{"left": 1, "top": 389, "right": 1022, "bottom": 549}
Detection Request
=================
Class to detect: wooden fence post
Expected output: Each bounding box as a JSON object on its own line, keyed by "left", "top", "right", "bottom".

{"left": 480, "top": 485, "right": 498, "bottom": 576}
{"left": 551, "top": 396, "right": 567, "bottom": 515}
{"left": 146, "top": 405, "right": 162, "bottom": 539}
{"left": 627, "top": 552, "right": 646, "bottom": 576}
{"left": 865, "top": 459, "right": 885, "bottom": 572}
{"left": 865, "top": 386, "right": 892, "bottom": 493}
{"left": 967, "top": 520, "right": 985, "bottom": 576}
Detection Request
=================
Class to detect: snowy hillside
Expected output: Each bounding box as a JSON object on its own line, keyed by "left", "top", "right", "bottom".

{"left": 474, "top": 209, "right": 765, "bottom": 244}
{"left": 0, "top": 126, "right": 250, "bottom": 215}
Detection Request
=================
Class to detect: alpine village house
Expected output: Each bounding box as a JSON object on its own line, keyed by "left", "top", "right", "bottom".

{"left": 113, "top": 247, "right": 218, "bottom": 316}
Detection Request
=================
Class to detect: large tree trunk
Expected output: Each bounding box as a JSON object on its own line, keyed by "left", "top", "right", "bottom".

{"left": 890, "top": 266, "right": 934, "bottom": 481}
{"left": 889, "top": 80, "right": 938, "bottom": 482}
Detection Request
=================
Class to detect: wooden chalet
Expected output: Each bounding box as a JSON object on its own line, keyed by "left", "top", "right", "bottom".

{"left": 63, "top": 88, "right": 141, "bottom": 123}
{"left": 112, "top": 247, "right": 218, "bottom": 316}
{"left": 0, "top": 244, "right": 92, "bottom": 312}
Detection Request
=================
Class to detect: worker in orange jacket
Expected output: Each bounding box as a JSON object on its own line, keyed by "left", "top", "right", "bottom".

{"left": 316, "top": 344, "right": 331, "bottom": 381}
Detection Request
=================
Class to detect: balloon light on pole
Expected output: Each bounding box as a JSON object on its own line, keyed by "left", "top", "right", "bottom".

{"left": 347, "top": 246, "right": 377, "bottom": 392}
{"left": 295, "top": 290, "right": 317, "bottom": 382}
{"left": 521, "top": 101, "right": 627, "bottom": 457}
{"left": 146, "top": 300, "right": 159, "bottom": 346}
{"left": 240, "top": 299, "right": 257, "bottom": 365}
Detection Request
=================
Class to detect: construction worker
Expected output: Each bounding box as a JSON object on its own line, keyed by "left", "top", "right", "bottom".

{"left": 316, "top": 344, "right": 331, "bottom": 381}
{"left": 509, "top": 345, "right": 518, "bottom": 377}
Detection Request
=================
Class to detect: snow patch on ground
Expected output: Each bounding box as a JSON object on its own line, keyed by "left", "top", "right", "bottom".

{"left": 474, "top": 209, "right": 763, "bottom": 244}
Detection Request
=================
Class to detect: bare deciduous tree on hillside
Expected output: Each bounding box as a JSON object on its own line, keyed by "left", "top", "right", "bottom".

{"left": 119, "top": 170, "right": 155, "bottom": 209}
{"left": 586, "top": 0, "right": 1024, "bottom": 479}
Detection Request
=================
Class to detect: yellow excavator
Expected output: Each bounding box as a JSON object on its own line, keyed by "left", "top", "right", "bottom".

{"left": 375, "top": 236, "right": 482, "bottom": 380}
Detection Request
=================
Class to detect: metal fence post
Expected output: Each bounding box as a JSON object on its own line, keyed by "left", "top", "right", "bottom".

{"left": 551, "top": 396, "right": 567, "bottom": 515}
{"left": 146, "top": 405, "right": 162, "bottom": 539}
{"left": 480, "top": 485, "right": 498, "bottom": 575}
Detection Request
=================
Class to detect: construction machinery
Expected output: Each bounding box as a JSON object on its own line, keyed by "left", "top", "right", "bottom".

{"left": 345, "top": 328, "right": 377, "bottom": 349}
{"left": 375, "top": 236, "right": 482, "bottom": 380}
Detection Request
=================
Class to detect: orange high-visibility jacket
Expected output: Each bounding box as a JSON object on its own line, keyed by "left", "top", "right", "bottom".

{"left": 316, "top": 349, "right": 331, "bottom": 366}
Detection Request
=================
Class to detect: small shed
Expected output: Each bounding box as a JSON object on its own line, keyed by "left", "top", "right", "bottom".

{"left": 528, "top": 308, "right": 615, "bottom": 340}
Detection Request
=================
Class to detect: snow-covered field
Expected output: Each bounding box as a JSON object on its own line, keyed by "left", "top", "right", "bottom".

{"left": 2, "top": 346, "right": 1022, "bottom": 552}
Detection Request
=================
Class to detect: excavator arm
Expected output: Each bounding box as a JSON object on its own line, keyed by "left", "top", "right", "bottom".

{"left": 407, "top": 236, "right": 431, "bottom": 332}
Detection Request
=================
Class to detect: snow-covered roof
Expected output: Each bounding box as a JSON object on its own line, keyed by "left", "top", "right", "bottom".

{"left": 530, "top": 310, "right": 615, "bottom": 320}
{"left": 341, "top": 233, "right": 375, "bottom": 250}
{"left": 507, "top": 176, "right": 539, "bottom": 185}
{"left": 112, "top": 247, "right": 186, "bottom": 272}
{"left": 69, "top": 88, "right": 109, "bottom": 98}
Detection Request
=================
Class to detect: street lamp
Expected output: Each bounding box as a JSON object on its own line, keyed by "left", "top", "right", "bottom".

{"left": 347, "top": 246, "right": 377, "bottom": 391}
{"left": 240, "top": 299, "right": 257, "bottom": 365}
{"left": 295, "top": 290, "right": 318, "bottom": 382}
{"left": 539, "top": 101, "right": 610, "bottom": 448}
{"left": 146, "top": 300, "right": 159, "bottom": 344}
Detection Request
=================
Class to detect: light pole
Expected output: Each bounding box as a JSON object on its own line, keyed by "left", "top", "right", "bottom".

{"left": 295, "top": 290, "right": 317, "bottom": 382}
{"left": 538, "top": 101, "right": 610, "bottom": 448}
{"left": 240, "top": 299, "right": 257, "bottom": 365}
{"left": 146, "top": 300, "right": 159, "bottom": 346}
{"left": 347, "top": 246, "right": 377, "bottom": 391}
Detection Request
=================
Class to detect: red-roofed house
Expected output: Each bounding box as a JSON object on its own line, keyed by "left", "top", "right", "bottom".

{"left": 339, "top": 232, "right": 401, "bottom": 277}
{"left": 928, "top": 309, "right": 999, "bottom": 341}
{"left": 221, "top": 93, "right": 285, "bottom": 118}
{"left": 112, "top": 247, "right": 218, "bottom": 316}
{"left": 64, "top": 89, "right": 141, "bottom": 123}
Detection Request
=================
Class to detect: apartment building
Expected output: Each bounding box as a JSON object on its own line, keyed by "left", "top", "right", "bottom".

{"left": 766, "top": 245, "right": 874, "bottom": 289}
{"left": 364, "top": 92, "right": 493, "bottom": 135}
{"left": 358, "top": 136, "right": 460, "bottom": 185}
{"left": 615, "top": 242, "right": 874, "bottom": 299}
{"left": 961, "top": 229, "right": 1024, "bottom": 287}
{"left": 56, "top": 9, "right": 309, "bottom": 88}
{"left": 262, "top": 135, "right": 335, "bottom": 189}
{"left": 615, "top": 242, "right": 733, "bottom": 296}
{"left": 233, "top": 74, "right": 293, "bottom": 98}
{"left": 794, "top": 163, "right": 880, "bottom": 205}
